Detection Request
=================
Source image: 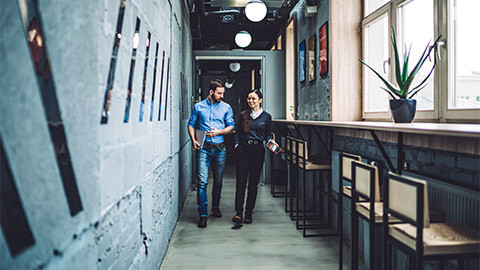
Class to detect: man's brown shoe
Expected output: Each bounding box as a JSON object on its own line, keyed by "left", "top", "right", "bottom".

{"left": 212, "top": 208, "right": 222, "bottom": 218}
{"left": 198, "top": 217, "right": 207, "bottom": 228}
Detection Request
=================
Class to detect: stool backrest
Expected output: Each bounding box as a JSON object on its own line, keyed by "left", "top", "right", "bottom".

{"left": 341, "top": 153, "right": 362, "bottom": 182}
{"left": 285, "top": 136, "right": 293, "bottom": 161}
{"left": 292, "top": 138, "right": 308, "bottom": 160}
{"left": 387, "top": 172, "right": 430, "bottom": 227}
{"left": 352, "top": 161, "right": 380, "bottom": 202}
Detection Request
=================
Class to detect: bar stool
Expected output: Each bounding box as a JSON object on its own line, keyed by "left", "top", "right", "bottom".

{"left": 384, "top": 172, "right": 479, "bottom": 270}
{"left": 285, "top": 136, "right": 313, "bottom": 221}
{"left": 285, "top": 136, "right": 296, "bottom": 215}
{"left": 292, "top": 138, "right": 333, "bottom": 237}
{"left": 350, "top": 161, "right": 447, "bottom": 270}
{"left": 351, "top": 161, "right": 381, "bottom": 270}
{"left": 270, "top": 132, "right": 286, "bottom": 197}
{"left": 338, "top": 152, "right": 362, "bottom": 270}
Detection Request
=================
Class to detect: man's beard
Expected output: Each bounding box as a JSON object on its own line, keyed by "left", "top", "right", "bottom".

{"left": 211, "top": 94, "right": 222, "bottom": 103}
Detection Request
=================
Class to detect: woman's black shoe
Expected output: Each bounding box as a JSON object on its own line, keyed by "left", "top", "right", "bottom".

{"left": 232, "top": 215, "right": 243, "bottom": 223}
{"left": 212, "top": 208, "right": 222, "bottom": 218}
{"left": 244, "top": 214, "right": 252, "bottom": 224}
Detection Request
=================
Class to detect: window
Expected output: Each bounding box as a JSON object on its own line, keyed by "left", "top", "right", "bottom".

{"left": 362, "top": 0, "right": 480, "bottom": 121}
{"left": 447, "top": 0, "right": 480, "bottom": 110}
{"left": 365, "top": 0, "right": 390, "bottom": 16}
{"left": 397, "top": 0, "right": 434, "bottom": 111}
{"left": 363, "top": 12, "right": 389, "bottom": 113}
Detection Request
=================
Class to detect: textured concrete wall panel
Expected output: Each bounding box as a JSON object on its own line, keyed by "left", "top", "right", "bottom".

{"left": 291, "top": 0, "right": 330, "bottom": 120}
{"left": 1, "top": 0, "right": 100, "bottom": 268}
{"left": 1, "top": 0, "right": 192, "bottom": 268}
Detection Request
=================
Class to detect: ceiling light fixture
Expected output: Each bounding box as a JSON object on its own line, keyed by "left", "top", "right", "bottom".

{"left": 234, "top": 31, "right": 252, "bottom": 48}
{"left": 229, "top": 62, "right": 241, "bottom": 72}
{"left": 245, "top": 0, "right": 267, "bottom": 22}
{"left": 225, "top": 79, "right": 235, "bottom": 89}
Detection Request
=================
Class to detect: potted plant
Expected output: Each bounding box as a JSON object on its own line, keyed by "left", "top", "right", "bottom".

{"left": 360, "top": 27, "right": 441, "bottom": 123}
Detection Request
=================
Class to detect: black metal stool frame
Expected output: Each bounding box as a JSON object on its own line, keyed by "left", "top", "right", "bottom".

{"left": 338, "top": 152, "right": 362, "bottom": 270}
{"left": 270, "top": 132, "right": 287, "bottom": 198}
{"left": 383, "top": 173, "right": 478, "bottom": 270}
{"left": 351, "top": 161, "right": 380, "bottom": 270}
{"left": 294, "top": 139, "right": 335, "bottom": 237}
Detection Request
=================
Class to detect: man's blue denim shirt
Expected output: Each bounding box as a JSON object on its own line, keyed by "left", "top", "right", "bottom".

{"left": 188, "top": 98, "right": 235, "bottom": 144}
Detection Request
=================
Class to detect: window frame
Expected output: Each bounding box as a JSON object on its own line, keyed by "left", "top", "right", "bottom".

{"left": 441, "top": 0, "right": 480, "bottom": 120}
{"left": 362, "top": 3, "right": 392, "bottom": 120}
{"left": 362, "top": 0, "right": 480, "bottom": 122}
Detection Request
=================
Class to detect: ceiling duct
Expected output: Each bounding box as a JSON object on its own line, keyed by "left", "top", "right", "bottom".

{"left": 195, "top": 0, "right": 240, "bottom": 17}
{"left": 192, "top": 0, "right": 241, "bottom": 45}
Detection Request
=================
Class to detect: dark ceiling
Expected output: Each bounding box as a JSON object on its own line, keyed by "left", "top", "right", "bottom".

{"left": 189, "top": 0, "right": 299, "bottom": 50}
{"left": 199, "top": 60, "right": 260, "bottom": 74}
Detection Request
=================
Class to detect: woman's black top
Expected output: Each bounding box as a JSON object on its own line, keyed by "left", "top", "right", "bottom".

{"left": 235, "top": 110, "right": 272, "bottom": 145}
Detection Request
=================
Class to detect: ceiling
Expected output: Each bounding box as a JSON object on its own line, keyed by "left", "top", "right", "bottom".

{"left": 190, "top": 0, "right": 299, "bottom": 50}
{"left": 209, "top": 0, "right": 285, "bottom": 8}
{"left": 199, "top": 60, "right": 260, "bottom": 74}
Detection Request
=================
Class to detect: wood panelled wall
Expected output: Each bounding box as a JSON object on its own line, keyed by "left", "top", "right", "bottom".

{"left": 335, "top": 128, "right": 480, "bottom": 155}
{"left": 329, "top": 0, "right": 362, "bottom": 121}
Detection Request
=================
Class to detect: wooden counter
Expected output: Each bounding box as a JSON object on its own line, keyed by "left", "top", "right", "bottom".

{"left": 272, "top": 120, "right": 480, "bottom": 138}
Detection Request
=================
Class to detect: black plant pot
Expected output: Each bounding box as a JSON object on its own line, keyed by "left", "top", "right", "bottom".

{"left": 390, "top": 99, "right": 417, "bottom": 123}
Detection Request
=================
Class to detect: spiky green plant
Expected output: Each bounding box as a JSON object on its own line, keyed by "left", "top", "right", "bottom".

{"left": 360, "top": 27, "right": 442, "bottom": 100}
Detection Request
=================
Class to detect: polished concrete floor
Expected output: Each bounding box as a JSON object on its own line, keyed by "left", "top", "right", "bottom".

{"left": 161, "top": 162, "right": 353, "bottom": 270}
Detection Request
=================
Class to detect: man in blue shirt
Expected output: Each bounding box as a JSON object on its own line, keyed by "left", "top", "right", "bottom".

{"left": 188, "top": 79, "right": 235, "bottom": 228}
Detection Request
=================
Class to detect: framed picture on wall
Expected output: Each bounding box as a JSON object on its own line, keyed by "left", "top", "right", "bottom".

{"left": 299, "top": 40, "right": 306, "bottom": 82}
{"left": 319, "top": 22, "right": 328, "bottom": 75}
{"left": 308, "top": 34, "right": 316, "bottom": 81}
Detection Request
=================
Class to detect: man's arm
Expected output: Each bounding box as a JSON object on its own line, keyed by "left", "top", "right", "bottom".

{"left": 188, "top": 126, "right": 200, "bottom": 150}
{"left": 187, "top": 104, "right": 200, "bottom": 150}
{"left": 206, "top": 105, "right": 235, "bottom": 137}
{"left": 206, "top": 126, "right": 233, "bottom": 137}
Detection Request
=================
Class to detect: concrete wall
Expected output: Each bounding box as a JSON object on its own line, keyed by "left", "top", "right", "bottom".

{"left": 291, "top": 0, "right": 330, "bottom": 120}
{"left": 0, "top": 0, "right": 193, "bottom": 269}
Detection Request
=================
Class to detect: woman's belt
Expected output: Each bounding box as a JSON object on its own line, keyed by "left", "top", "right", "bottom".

{"left": 240, "top": 139, "right": 263, "bottom": 145}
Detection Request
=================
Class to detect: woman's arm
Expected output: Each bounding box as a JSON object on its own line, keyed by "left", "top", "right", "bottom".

{"left": 265, "top": 113, "right": 273, "bottom": 142}
{"left": 234, "top": 113, "right": 243, "bottom": 148}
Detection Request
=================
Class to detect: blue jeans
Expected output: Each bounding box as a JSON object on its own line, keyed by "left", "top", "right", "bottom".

{"left": 196, "top": 146, "right": 227, "bottom": 217}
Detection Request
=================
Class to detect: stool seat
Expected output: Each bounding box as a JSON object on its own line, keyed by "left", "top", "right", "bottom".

{"left": 343, "top": 186, "right": 352, "bottom": 197}
{"left": 292, "top": 158, "right": 331, "bottom": 171}
{"left": 389, "top": 223, "right": 480, "bottom": 256}
{"left": 356, "top": 202, "right": 446, "bottom": 223}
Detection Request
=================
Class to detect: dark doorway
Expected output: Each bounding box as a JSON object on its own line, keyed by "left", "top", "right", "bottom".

{"left": 197, "top": 60, "right": 262, "bottom": 159}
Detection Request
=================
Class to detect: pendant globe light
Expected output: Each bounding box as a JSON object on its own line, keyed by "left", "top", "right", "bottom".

{"left": 235, "top": 30, "right": 252, "bottom": 48}
{"left": 245, "top": 0, "right": 267, "bottom": 22}
{"left": 229, "top": 62, "right": 241, "bottom": 72}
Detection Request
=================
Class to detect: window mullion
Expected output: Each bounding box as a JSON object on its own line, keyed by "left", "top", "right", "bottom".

{"left": 389, "top": 0, "right": 396, "bottom": 100}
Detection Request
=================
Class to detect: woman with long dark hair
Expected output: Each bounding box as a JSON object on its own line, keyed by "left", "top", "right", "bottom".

{"left": 232, "top": 89, "right": 279, "bottom": 224}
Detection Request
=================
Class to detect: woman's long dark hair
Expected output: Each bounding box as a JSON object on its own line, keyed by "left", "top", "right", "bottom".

{"left": 241, "top": 89, "right": 263, "bottom": 133}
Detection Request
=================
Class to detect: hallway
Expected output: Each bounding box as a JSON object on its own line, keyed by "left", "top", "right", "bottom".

{"left": 161, "top": 162, "right": 341, "bottom": 269}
